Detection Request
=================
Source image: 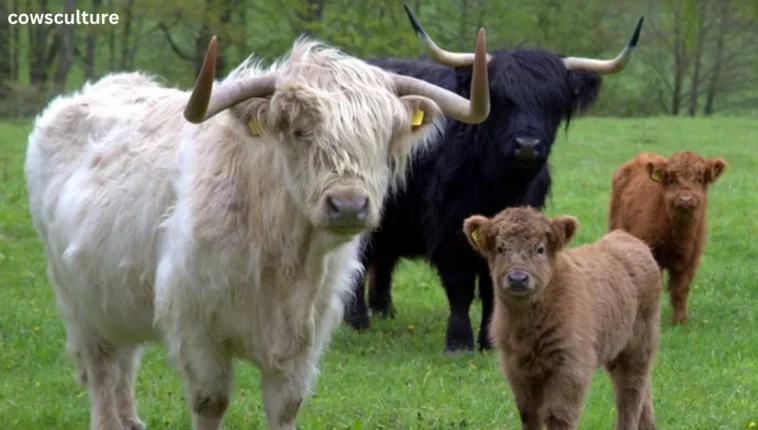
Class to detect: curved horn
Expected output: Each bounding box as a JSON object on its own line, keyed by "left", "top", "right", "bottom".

{"left": 184, "top": 36, "right": 278, "bottom": 124}
{"left": 403, "top": 3, "right": 492, "bottom": 67}
{"left": 394, "top": 28, "right": 490, "bottom": 124}
{"left": 562, "top": 17, "right": 644, "bottom": 74}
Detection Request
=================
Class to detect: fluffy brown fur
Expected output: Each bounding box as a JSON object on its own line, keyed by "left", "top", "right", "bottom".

{"left": 463, "top": 207, "right": 661, "bottom": 430}
{"left": 608, "top": 151, "right": 727, "bottom": 324}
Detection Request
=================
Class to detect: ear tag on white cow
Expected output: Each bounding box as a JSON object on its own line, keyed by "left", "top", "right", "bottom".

{"left": 411, "top": 109, "right": 424, "bottom": 127}
{"left": 248, "top": 120, "right": 261, "bottom": 136}
{"left": 650, "top": 171, "right": 660, "bottom": 182}
{"left": 471, "top": 230, "right": 481, "bottom": 250}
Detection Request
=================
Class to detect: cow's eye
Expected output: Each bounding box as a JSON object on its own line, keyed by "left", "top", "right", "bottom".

{"left": 536, "top": 244, "right": 546, "bottom": 255}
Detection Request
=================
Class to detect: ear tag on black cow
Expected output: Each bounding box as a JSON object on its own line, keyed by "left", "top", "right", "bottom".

{"left": 471, "top": 230, "right": 481, "bottom": 250}
{"left": 248, "top": 119, "right": 261, "bottom": 136}
{"left": 650, "top": 171, "right": 661, "bottom": 182}
{"left": 411, "top": 109, "right": 424, "bottom": 127}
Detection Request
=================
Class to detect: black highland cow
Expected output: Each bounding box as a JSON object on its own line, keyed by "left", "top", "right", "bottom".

{"left": 344, "top": 4, "right": 644, "bottom": 354}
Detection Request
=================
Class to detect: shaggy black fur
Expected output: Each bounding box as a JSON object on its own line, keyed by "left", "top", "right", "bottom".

{"left": 343, "top": 11, "right": 642, "bottom": 353}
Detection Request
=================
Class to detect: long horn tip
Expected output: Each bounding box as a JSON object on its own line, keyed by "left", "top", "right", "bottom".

{"left": 629, "top": 17, "right": 644, "bottom": 48}
{"left": 403, "top": 3, "right": 426, "bottom": 40}
{"left": 183, "top": 35, "right": 219, "bottom": 123}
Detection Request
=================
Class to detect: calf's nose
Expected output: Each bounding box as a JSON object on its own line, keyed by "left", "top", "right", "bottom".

{"left": 515, "top": 137, "right": 541, "bottom": 160}
{"left": 326, "top": 193, "right": 369, "bottom": 226}
{"left": 506, "top": 270, "right": 530, "bottom": 290}
{"left": 678, "top": 195, "right": 694, "bottom": 208}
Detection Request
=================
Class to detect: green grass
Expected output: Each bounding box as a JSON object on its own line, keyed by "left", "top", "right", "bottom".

{"left": 1, "top": 117, "right": 757, "bottom": 429}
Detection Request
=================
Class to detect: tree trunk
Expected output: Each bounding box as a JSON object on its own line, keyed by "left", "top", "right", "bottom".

{"left": 671, "top": 6, "right": 684, "bottom": 116}
{"left": 687, "top": 0, "right": 709, "bottom": 117}
{"left": 28, "top": 0, "right": 53, "bottom": 90}
{"left": 119, "top": 0, "right": 134, "bottom": 70}
{"left": 108, "top": 0, "right": 116, "bottom": 70}
{"left": 53, "top": 0, "right": 76, "bottom": 93}
{"left": 0, "top": 2, "right": 10, "bottom": 83}
{"left": 11, "top": 0, "right": 19, "bottom": 80}
{"left": 704, "top": 1, "right": 729, "bottom": 116}
{"left": 85, "top": 0, "right": 103, "bottom": 80}
{"left": 293, "top": 0, "right": 326, "bottom": 37}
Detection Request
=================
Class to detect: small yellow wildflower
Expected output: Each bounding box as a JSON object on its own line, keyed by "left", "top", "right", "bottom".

{"left": 33, "top": 326, "right": 40, "bottom": 334}
{"left": 35, "top": 381, "right": 40, "bottom": 387}
{"left": 748, "top": 421, "right": 756, "bottom": 429}
{"left": 468, "top": 363, "right": 477, "bottom": 370}
{"left": 702, "top": 319, "right": 708, "bottom": 324}
{"left": 165, "top": 418, "right": 173, "bottom": 425}
{"left": 406, "top": 324, "right": 416, "bottom": 331}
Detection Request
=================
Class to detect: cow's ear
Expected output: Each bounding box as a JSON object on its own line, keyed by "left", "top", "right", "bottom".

{"left": 705, "top": 157, "right": 727, "bottom": 184}
{"left": 463, "top": 215, "right": 494, "bottom": 257}
{"left": 230, "top": 97, "right": 272, "bottom": 138}
{"left": 390, "top": 95, "right": 444, "bottom": 160}
{"left": 567, "top": 71, "right": 602, "bottom": 116}
{"left": 548, "top": 215, "right": 578, "bottom": 252}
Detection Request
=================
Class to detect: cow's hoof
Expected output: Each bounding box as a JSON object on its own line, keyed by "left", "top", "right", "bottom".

{"left": 344, "top": 314, "right": 370, "bottom": 331}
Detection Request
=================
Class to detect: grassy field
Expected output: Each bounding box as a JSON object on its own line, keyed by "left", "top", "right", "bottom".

{"left": 1, "top": 117, "right": 756, "bottom": 429}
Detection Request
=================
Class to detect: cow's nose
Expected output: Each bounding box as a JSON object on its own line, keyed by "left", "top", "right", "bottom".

{"left": 515, "top": 137, "right": 541, "bottom": 160}
{"left": 678, "top": 195, "right": 694, "bottom": 208}
{"left": 506, "top": 271, "right": 530, "bottom": 290}
{"left": 326, "top": 194, "right": 369, "bottom": 225}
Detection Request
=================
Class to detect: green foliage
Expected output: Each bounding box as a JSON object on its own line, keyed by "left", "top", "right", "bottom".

{"left": 1, "top": 118, "right": 758, "bottom": 428}
{"left": 2, "top": 0, "right": 758, "bottom": 117}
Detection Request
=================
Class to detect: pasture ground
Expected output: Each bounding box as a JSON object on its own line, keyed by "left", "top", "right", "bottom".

{"left": 1, "top": 117, "right": 756, "bottom": 429}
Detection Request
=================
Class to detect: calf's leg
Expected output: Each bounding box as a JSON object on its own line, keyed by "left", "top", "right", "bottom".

{"left": 668, "top": 267, "right": 697, "bottom": 324}
{"left": 508, "top": 378, "right": 545, "bottom": 430}
{"left": 543, "top": 371, "right": 592, "bottom": 430}
{"left": 606, "top": 344, "right": 657, "bottom": 430}
{"left": 476, "top": 269, "right": 494, "bottom": 351}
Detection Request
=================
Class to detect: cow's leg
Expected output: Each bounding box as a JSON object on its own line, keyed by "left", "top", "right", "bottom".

{"left": 175, "top": 334, "right": 234, "bottom": 430}
{"left": 367, "top": 254, "right": 399, "bottom": 318}
{"left": 434, "top": 259, "right": 477, "bottom": 354}
{"left": 477, "top": 268, "right": 494, "bottom": 351}
{"left": 49, "top": 263, "right": 135, "bottom": 430}
{"left": 543, "top": 368, "right": 592, "bottom": 430}
{"left": 509, "top": 378, "right": 545, "bottom": 430}
{"left": 115, "top": 346, "right": 146, "bottom": 430}
{"left": 343, "top": 269, "right": 370, "bottom": 331}
{"left": 260, "top": 357, "right": 313, "bottom": 430}
{"left": 668, "top": 267, "right": 696, "bottom": 325}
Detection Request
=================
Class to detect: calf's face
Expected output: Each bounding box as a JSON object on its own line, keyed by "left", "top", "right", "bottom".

{"left": 463, "top": 207, "right": 578, "bottom": 300}
{"left": 645, "top": 152, "right": 727, "bottom": 218}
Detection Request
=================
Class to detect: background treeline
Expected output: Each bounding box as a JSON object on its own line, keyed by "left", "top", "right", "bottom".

{"left": 0, "top": 0, "right": 757, "bottom": 119}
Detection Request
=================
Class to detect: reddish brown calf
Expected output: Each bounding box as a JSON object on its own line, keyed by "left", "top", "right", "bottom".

{"left": 608, "top": 151, "right": 727, "bottom": 324}
{"left": 464, "top": 207, "right": 661, "bottom": 430}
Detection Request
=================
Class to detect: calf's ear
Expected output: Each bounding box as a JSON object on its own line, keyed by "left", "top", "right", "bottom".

{"left": 644, "top": 158, "right": 667, "bottom": 183}
{"left": 548, "top": 215, "right": 579, "bottom": 251}
{"left": 463, "top": 215, "right": 494, "bottom": 256}
{"left": 705, "top": 158, "right": 727, "bottom": 184}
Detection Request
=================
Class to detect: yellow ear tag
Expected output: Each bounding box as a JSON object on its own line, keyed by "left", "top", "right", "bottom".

{"left": 471, "top": 230, "right": 481, "bottom": 250}
{"left": 411, "top": 109, "right": 424, "bottom": 127}
{"left": 650, "top": 171, "right": 660, "bottom": 182}
{"left": 248, "top": 119, "right": 261, "bottom": 136}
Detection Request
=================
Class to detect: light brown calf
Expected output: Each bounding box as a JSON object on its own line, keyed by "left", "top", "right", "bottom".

{"left": 463, "top": 207, "right": 661, "bottom": 430}
{"left": 608, "top": 151, "right": 727, "bottom": 324}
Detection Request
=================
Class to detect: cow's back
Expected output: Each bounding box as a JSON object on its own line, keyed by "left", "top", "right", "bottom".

{"left": 25, "top": 72, "right": 189, "bottom": 344}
